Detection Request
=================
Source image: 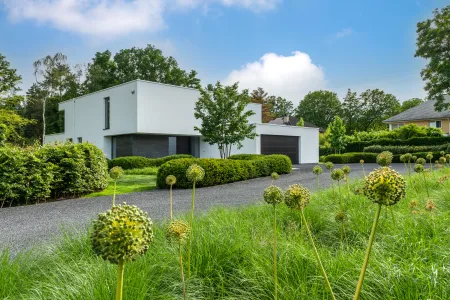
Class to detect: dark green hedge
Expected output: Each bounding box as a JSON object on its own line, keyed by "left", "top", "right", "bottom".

{"left": 0, "top": 143, "right": 108, "bottom": 206}
{"left": 157, "top": 154, "right": 292, "bottom": 189}
{"left": 363, "top": 144, "right": 450, "bottom": 154}
{"left": 228, "top": 154, "right": 265, "bottom": 160}
{"left": 346, "top": 136, "right": 450, "bottom": 152}
{"left": 109, "top": 154, "right": 194, "bottom": 170}
{"left": 324, "top": 152, "right": 442, "bottom": 164}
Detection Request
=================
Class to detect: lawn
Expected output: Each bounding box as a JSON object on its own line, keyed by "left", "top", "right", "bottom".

{"left": 85, "top": 173, "right": 157, "bottom": 198}
{"left": 2, "top": 167, "right": 450, "bottom": 299}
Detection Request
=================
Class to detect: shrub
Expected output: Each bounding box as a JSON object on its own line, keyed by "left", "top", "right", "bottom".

{"left": 324, "top": 152, "right": 442, "bottom": 164}
{"left": 363, "top": 144, "right": 450, "bottom": 154}
{"left": 157, "top": 155, "right": 292, "bottom": 189}
{"left": 228, "top": 154, "right": 264, "bottom": 160}
{"left": 346, "top": 136, "right": 450, "bottom": 152}
{"left": 109, "top": 154, "right": 194, "bottom": 170}
{"left": 0, "top": 142, "right": 108, "bottom": 206}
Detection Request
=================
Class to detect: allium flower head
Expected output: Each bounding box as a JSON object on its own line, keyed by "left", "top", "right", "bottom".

{"left": 409, "top": 199, "right": 418, "bottom": 209}
{"left": 186, "top": 164, "right": 205, "bottom": 182}
{"left": 91, "top": 203, "right": 154, "bottom": 264}
{"left": 165, "top": 220, "right": 190, "bottom": 244}
{"left": 271, "top": 172, "right": 279, "bottom": 180}
{"left": 439, "top": 156, "right": 446, "bottom": 164}
{"left": 325, "top": 162, "right": 334, "bottom": 170}
{"left": 263, "top": 185, "right": 284, "bottom": 205}
{"left": 109, "top": 166, "right": 124, "bottom": 180}
{"left": 400, "top": 154, "right": 407, "bottom": 163}
{"left": 446, "top": 154, "right": 450, "bottom": 160}
{"left": 284, "top": 184, "right": 310, "bottom": 210}
{"left": 342, "top": 165, "right": 351, "bottom": 175}
{"left": 166, "top": 175, "right": 177, "bottom": 186}
{"left": 416, "top": 158, "right": 426, "bottom": 165}
{"left": 360, "top": 159, "right": 364, "bottom": 164}
{"left": 414, "top": 164, "right": 424, "bottom": 173}
{"left": 440, "top": 151, "right": 445, "bottom": 156}
{"left": 376, "top": 151, "right": 393, "bottom": 167}
{"left": 425, "top": 199, "right": 436, "bottom": 211}
{"left": 363, "top": 167, "right": 406, "bottom": 206}
{"left": 426, "top": 152, "right": 433, "bottom": 160}
{"left": 412, "top": 156, "right": 418, "bottom": 162}
{"left": 335, "top": 211, "right": 347, "bottom": 223}
{"left": 312, "top": 165, "right": 323, "bottom": 175}
{"left": 404, "top": 153, "right": 412, "bottom": 161}
{"left": 331, "top": 168, "right": 345, "bottom": 181}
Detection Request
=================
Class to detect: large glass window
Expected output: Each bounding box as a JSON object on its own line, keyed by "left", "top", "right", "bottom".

{"left": 430, "top": 120, "right": 442, "bottom": 128}
{"left": 104, "top": 97, "right": 110, "bottom": 129}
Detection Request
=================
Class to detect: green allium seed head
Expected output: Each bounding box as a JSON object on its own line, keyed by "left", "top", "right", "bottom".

{"left": 363, "top": 167, "right": 406, "bottom": 206}
{"left": 312, "top": 165, "right": 323, "bottom": 175}
{"left": 284, "top": 184, "right": 311, "bottom": 210}
{"left": 376, "top": 151, "right": 393, "bottom": 167}
{"left": 109, "top": 166, "right": 124, "bottom": 180}
{"left": 271, "top": 172, "right": 279, "bottom": 180}
{"left": 412, "top": 156, "right": 417, "bottom": 162}
{"left": 360, "top": 159, "right": 364, "bottom": 164}
{"left": 440, "top": 151, "right": 445, "bottom": 156}
{"left": 166, "top": 175, "right": 177, "bottom": 186}
{"left": 91, "top": 203, "right": 154, "bottom": 264}
{"left": 330, "top": 168, "right": 345, "bottom": 181}
{"left": 325, "top": 161, "right": 334, "bottom": 170}
{"left": 165, "top": 220, "right": 190, "bottom": 244}
{"left": 435, "top": 160, "right": 439, "bottom": 165}
{"left": 446, "top": 154, "right": 450, "bottom": 160}
{"left": 440, "top": 157, "right": 446, "bottom": 164}
{"left": 404, "top": 153, "right": 412, "bottom": 161}
{"left": 342, "top": 165, "right": 351, "bottom": 175}
{"left": 416, "top": 158, "right": 426, "bottom": 165}
{"left": 335, "top": 211, "right": 347, "bottom": 223}
{"left": 186, "top": 164, "right": 205, "bottom": 182}
{"left": 414, "top": 164, "right": 424, "bottom": 173}
{"left": 426, "top": 152, "right": 433, "bottom": 160}
{"left": 400, "top": 154, "right": 407, "bottom": 163}
{"left": 263, "top": 185, "right": 284, "bottom": 205}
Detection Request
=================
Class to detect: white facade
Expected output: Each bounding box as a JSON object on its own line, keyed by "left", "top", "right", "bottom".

{"left": 45, "top": 79, "right": 319, "bottom": 163}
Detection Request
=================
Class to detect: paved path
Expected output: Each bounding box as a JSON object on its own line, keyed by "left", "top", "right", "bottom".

{"left": 0, "top": 163, "right": 407, "bottom": 255}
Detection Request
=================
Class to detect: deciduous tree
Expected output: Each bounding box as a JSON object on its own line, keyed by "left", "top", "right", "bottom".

{"left": 415, "top": 6, "right": 450, "bottom": 111}
{"left": 342, "top": 89, "right": 360, "bottom": 134}
{"left": 295, "top": 90, "right": 342, "bottom": 129}
{"left": 194, "top": 82, "right": 257, "bottom": 158}
{"left": 268, "top": 96, "right": 294, "bottom": 118}
{"left": 401, "top": 98, "right": 423, "bottom": 112}
{"left": 328, "top": 116, "right": 346, "bottom": 154}
{"left": 358, "top": 89, "right": 401, "bottom": 131}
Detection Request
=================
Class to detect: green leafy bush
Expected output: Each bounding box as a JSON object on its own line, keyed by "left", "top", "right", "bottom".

{"left": 0, "top": 142, "right": 108, "bottom": 206}
{"left": 228, "top": 154, "right": 264, "bottom": 160}
{"left": 157, "top": 155, "right": 292, "bottom": 189}
{"left": 109, "top": 154, "right": 194, "bottom": 170}
{"left": 346, "top": 136, "right": 450, "bottom": 152}
{"left": 324, "top": 151, "right": 442, "bottom": 164}
{"left": 363, "top": 144, "right": 449, "bottom": 154}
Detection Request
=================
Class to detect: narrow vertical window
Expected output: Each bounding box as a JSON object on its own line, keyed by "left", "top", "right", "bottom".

{"left": 78, "top": 137, "right": 82, "bottom": 143}
{"left": 104, "top": 97, "right": 110, "bottom": 129}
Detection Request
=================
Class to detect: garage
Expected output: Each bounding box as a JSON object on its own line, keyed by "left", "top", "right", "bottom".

{"left": 261, "top": 135, "right": 299, "bottom": 164}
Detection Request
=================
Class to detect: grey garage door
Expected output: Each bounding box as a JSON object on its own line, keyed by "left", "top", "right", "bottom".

{"left": 261, "top": 135, "right": 299, "bottom": 164}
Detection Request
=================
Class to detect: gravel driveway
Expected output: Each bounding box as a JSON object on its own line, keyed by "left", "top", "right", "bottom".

{"left": 0, "top": 163, "right": 407, "bottom": 255}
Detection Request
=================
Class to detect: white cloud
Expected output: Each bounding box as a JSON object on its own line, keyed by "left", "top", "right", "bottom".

{"left": 1, "top": 0, "right": 281, "bottom": 37}
{"left": 224, "top": 51, "right": 326, "bottom": 104}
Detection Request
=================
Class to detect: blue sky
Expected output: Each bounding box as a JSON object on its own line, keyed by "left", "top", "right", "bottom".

{"left": 0, "top": 0, "right": 448, "bottom": 105}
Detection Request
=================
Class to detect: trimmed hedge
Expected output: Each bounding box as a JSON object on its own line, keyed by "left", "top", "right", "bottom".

{"left": 346, "top": 136, "right": 450, "bottom": 152}
{"left": 324, "top": 151, "right": 443, "bottom": 164}
{"left": 108, "top": 154, "right": 194, "bottom": 170}
{"left": 157, "top": 154, "right": 292, "bottom": 189}
{"left": 0, "top": 142, "right": 108, "bottom": 206}
{"left": 363, "top": 144, "right": 450, "bottom": 155}
{"left": 228, "top": 154, "right": 265, "bottom": 160}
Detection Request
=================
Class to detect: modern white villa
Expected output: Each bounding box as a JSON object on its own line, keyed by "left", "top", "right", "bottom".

{"left": 45, "top": 80, "right": 319, "bottom": 164}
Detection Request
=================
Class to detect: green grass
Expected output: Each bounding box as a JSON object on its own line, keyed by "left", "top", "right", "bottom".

{"left": 85, "top": 174, "right": 156, "bottom": 198}
{"left": 3, "top": 167, "right": 450, "bottom": 299}
{"left": 124, "top": 167, "right": 159, "bottom": 176}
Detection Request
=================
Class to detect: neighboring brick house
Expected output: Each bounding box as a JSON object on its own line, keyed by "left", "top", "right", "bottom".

{"left": 384, "top": 96, "right": 450, "bottom": 134}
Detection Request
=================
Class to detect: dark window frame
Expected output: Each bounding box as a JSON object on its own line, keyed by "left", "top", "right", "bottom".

{"left": 77, "top": 137, "right": 82, "bottom": 143}
{"left": 104, "top": 97, "right": 110, "bottom": 130}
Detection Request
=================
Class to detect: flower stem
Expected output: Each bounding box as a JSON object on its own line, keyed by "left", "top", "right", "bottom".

{"left": 188, "top": 180, "right": 196, "bottom": 278}
{"left": 362, "top": 164, "right": 366, "bottom": 178}
{"left": 316, "top": 175, "right": 319, "bottom": 191}
{"left": 300, "top": 209, "right": 336, "bottom": 300}
{"left": 273, "top": 204, "right": 278, "bottom": 300}
{"left": 423, "top": 173, "right": 430, "bottom": 198}
{"left": 170, "top": 184, "right": 173, "bottom": 220}
{"left": 353, "top": 203, "right": 382, "bottom": 300}
{"left": 112, "top": 179, "right": 117, "bottom": 206}
{"left": 116, "top": 259, "right": 124, "bottom": 300}
{"left": 179, "top": 243, "right": 187, "bottom": 300}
